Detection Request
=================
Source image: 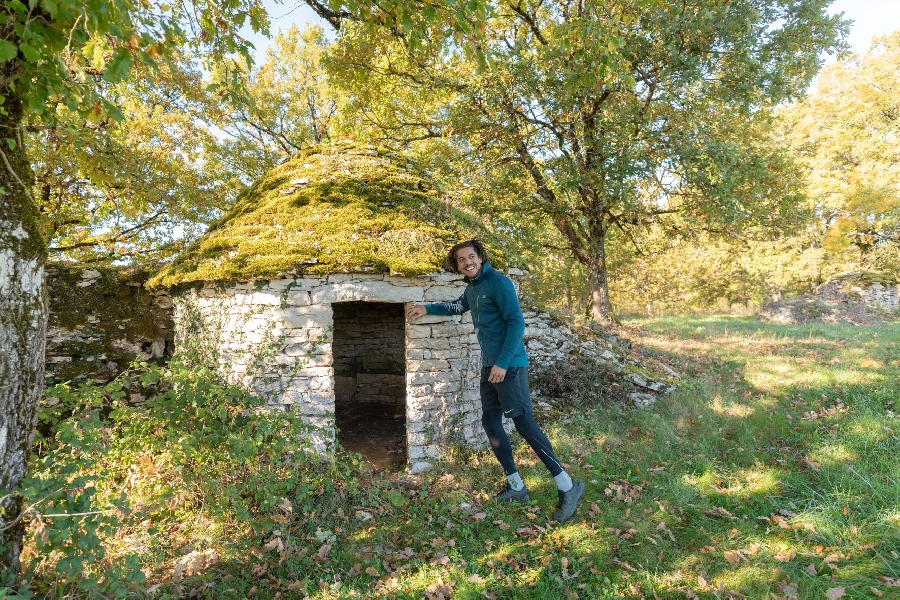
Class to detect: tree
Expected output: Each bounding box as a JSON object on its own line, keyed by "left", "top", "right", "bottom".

{"left": 211, "top": 24, "right": 344, "bottom": 185}
{"left": 33, "top": 55, "right": 230, "bottom": 263}
{"left": 782, "top": 31, "right": 900, "bottom": 277}
{"left": 308, "top": 0, "right": 846, "bottom": 322}
{"left": 0, "top": 0, "right": 269, "bottom": 578}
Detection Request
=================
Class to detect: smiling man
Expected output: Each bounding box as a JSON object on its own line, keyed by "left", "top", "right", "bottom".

{"left": 406, "top": 240, "right": 584, "bottom": 522}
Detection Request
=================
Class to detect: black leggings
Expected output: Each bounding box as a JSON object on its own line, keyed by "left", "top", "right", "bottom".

{"left": 482, "top": 408, "right": 564, "bottom": 477}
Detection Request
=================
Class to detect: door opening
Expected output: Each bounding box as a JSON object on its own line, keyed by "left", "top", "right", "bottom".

{"left": 332, "top": 301, "right": 407, "bottom": 470}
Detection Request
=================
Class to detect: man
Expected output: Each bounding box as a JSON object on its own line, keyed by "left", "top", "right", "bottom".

{"left": 406, "top": 240, "right": 584, "bottom": 522}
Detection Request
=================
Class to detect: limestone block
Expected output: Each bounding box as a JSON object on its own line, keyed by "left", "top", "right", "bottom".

{"left": 312, "top": 281, "right": 424, "bottom": 304}
{"left": 410, "top": 461, "right": 433, "bottom": 474}
{"left": 424, "top": 286, "right": 465, "bottom": 301}
{"left": 281, "top": 389, "right": 308, "bottom": 404}
{"left": 407, "top": 359, "right": 451, "bottom": 371}
{"left": 281, "top": 342, "right": 321, "bottom": 356}
{"left": 412, "top": 314, "right": 456, "bottom": 325}
{"left": 424, "top": 446, "right": 441, "bottom": 458}
{"left": 430, "top": 322, "right": 467, "bottom": 336}
{"left": 629, "top": 392, "right": 657, "bottom": 409}
{"left": 408, "top": 446, "right": 425, "bottom": 460}
{"left": 406, "top": 349, "right": 427, "bottom": 360}
{"left": 432, "top": 380, "right": 461, "bottom": 394}
{"left": 302, "top": 354, "right": 333, "bottom": 368}
{"left": 428, "top": 272, "right": 461, "bottom": 283}
{"left": 307, "top": 376, "right": 332, "bottom": 391}
{"left": 409, "top": 384, "right": 433, "bottom": 398}
{"left": 413, "top": 337, "right": 451, "bottom": 350}
{"left": 448, "top": 358, "right": 470, "bottom": 372}
{"left": 296, "top": 366, "right": 332, "bottom": 378}
{"left": 263, "top": 278, "right": 294, "bottom": 296}
{"left": 248, "top": 292, "right": 282, "bottom": 306}
{"left": 408, "top": 371, "right": 458, "bottom": 386}
{"left": 426, "top": 348, "right": 462, "bottom": 360}
{"left": 282, "top": 306, "right": 333, "bottom": 329}
{"left": 284, "top": 290, "right": 313, "bottom": 306}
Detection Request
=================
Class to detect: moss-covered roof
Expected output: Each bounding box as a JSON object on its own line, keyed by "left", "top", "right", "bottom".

{"left": 147, "top": 142, "right": 499, "bottom": 290}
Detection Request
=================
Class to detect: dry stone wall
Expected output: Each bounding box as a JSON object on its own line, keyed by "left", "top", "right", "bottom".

{"left": 856, "top": 282, "right": 899, "bottom": 312}
{"left": 45, "top": 264, "right": 174, "bottom": 387}
{"left": 332, "top": 302, "right": 405, "bottom": 406}
{"left": 174, "top": 272, "right": 486, "bottom": 472}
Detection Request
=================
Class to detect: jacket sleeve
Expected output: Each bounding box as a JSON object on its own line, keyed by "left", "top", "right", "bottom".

{"left": 425, "top": 292, "right": 469, "bottom": 316}
{"left": 492, "top": 276, "right": 525, "bottom": 370}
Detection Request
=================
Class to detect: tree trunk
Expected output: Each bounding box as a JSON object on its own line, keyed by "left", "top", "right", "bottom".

{"left": 586, "top": 247, "right": 613, "bottom": 324}
{"left": 0, "top": 91, "right": 46, "bottom": 580}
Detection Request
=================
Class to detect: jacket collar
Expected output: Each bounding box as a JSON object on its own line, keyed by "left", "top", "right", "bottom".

{"left": 465, "top": 261, "right": 493, "bottom": 284}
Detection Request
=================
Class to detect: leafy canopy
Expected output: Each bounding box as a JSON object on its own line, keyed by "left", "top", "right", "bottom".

{"left": 315, "top": 0, "right": 847, "bottom": 320}
{"left": 782, "top": 31, "right": 900, "bottom": 277}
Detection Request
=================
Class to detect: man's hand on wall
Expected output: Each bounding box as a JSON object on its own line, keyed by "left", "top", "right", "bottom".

{"left": 406, "top": 303, "right": 427, "bottom": 322}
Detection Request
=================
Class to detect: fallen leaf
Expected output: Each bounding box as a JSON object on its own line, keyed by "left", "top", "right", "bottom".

{"left": 869, "top": 588, "right": 883, "bottom": 598}
{"left": 879, "top": 576, "right": 900, "bottom": 587}
{"left": 467, "top": 574, "right": 485, "bottom": 584}
{"left": 724, "top": 551, "right": 740, "bottom": 565}
{"left": 824, "top": 587, "right": 845, "bottom": 599}
{"left": 316, "top": 542, "right": 333, "bottom": 560}
{"left": 774, "top": 551, "right": 795, "bottom": 562}
{"left": 804, "top": 564, "right": 817, "bottom": 576}
{"left": 365, "top": 566, "right": 379, "bottom": 576}
{"left": 472, "top": 512, "right": 487, "bottom": 521}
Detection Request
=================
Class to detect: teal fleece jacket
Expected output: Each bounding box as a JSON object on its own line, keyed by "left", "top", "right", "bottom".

{"left": 425, "top": 262, "right": 528, "bottom": 369}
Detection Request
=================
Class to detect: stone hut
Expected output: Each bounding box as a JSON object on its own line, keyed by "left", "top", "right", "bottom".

{"left": 148, "top": 142, "right": 509, "bottom": 473}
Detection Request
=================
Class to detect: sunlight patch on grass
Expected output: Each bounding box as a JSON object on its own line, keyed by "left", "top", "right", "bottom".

{"left": 744, "top": 356, "right": 833, "bottom": 390}
{"left": 813, "top": 443, "right": 859, "bottom": 466}
{"left": 711, "top": 395, "right": 755, "bottom": 418}
{"left": 738, "top": 467, "right": 783, "bottom": 496}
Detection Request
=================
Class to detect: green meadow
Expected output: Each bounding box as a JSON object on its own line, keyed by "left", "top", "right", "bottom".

{"left": 18, "top": 316, "right": 900, "bottom": 599}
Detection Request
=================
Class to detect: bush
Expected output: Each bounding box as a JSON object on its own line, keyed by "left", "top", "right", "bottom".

{"left": 14, "top": 358, "right": 328, "bottom": 598}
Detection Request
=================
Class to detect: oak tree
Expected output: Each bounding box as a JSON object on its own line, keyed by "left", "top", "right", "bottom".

{"left": 308, "top": 0, "right": 846, "bottom": 322}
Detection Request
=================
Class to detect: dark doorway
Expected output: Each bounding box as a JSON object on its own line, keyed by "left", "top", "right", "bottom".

{"left": 332, "top": 302, "right": 407, "bottom": 470}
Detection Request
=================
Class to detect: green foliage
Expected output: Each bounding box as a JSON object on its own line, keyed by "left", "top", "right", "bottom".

{"left": 209, "top": 24, "right": 345, "bottom": 186}
{"left": 17, "top": 358, "right": 324, "bottom": 597}
{"left": 147, "top": 141, "right": 504, "bottom": 289}
{"left": 0, "top": 0, "right": 270, "bottom": 124}
{"left": 318, "top": 0, "right": 847, "bottom": 321}
{"left": 33, "top": 55, "right": 230, "bottom": 264}
{"left": 20, "top": 315, "right": 898, "bottom": 598}
{"left": 782, "top": 31, "right": 900, "bottom": 279}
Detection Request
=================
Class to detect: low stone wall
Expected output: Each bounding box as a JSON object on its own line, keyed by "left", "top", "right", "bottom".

{"left": 45, "top": 264, "right": 174, "bottom": 387}
{"left": 856, "top": 282, "right": 899, "bottom": 312}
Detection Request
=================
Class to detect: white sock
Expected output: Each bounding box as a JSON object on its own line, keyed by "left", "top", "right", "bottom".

{"left": 507, "top": 472, "right": 525, "bottom": 491}
{"left": 554, "top": 471, "right": 573, "bottom": 492}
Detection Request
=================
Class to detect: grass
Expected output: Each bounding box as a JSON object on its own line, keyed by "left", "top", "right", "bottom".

{"left": 19, "top": 315, "right": 900, "bottom": 599}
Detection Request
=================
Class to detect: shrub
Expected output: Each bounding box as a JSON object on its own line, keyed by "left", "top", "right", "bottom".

{"left": 15, "top": 358, "right": 327, "bottom": 598}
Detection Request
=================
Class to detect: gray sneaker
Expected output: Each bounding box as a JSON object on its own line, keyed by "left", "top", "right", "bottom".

{"left": 495, "top": 482, "right": 530, "bottom": 502}
{"left": 553, "top": 480, "right": 585, "bottom": 522}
